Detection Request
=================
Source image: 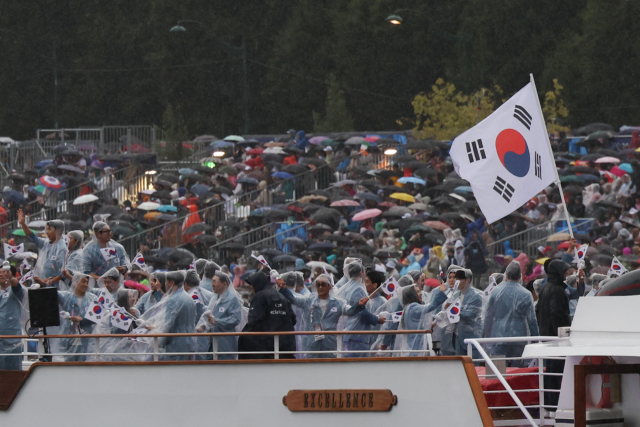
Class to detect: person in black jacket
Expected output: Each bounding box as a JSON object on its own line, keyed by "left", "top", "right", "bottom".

{"left": 536, "top": 260, "right": 571, "bottom": 412}
{"left": 238, "top": 271, "right": 297, "bottom": 359}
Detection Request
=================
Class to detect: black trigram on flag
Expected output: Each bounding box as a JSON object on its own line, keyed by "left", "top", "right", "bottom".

{"left": 514, "top": 105, "right": 532, "bottom": 130}
{"left": 466, "top": 139, "right": 486, "bottom": 163}
{"left": 534, "top": 152, "right": 542, "bottom": 179}
{"left": 493, "top": 176, "right": 515, "bottom": 202}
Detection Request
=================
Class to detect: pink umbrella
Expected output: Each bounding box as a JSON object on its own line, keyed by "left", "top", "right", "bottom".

{"left": 330, "top": 199, "right": 361, "bottom": 207}
{"left": 309, "top": 136, "right": 329, "bottom": 145}
{"left": 610, "top": 165, "right": 626, "bottom": 177}
{"left": 352, "top": 208, "right": 382, "bottom": 221}
{"left": 594, "top": 156, "right": 620, "bottom": 164}
{"left": 423, "top": 220, "right": 450, "bottom": 231}
{"left": 364, "top": 136, "right": 380, "bottom": 143}
{"left": 124, "top": 279, "right": 150, "bottom": 294}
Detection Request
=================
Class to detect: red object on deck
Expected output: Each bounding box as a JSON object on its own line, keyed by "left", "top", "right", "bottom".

{"left": 476, "top": 366, "right": 540, "bottom": 407}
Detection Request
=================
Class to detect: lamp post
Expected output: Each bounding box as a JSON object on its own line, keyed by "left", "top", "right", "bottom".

{"left": 170, "top": 20, "right": 249, "bottom": 134}
{"left": 386, "top": 9, "right": 469, "bottom": 93}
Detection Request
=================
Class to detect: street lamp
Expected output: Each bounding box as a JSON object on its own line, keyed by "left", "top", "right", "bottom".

{"left": 386, "top": 9, "right": 469, "bottom": 92}
{"left": 170, "top": 20, "right": 249, "bottom": 134}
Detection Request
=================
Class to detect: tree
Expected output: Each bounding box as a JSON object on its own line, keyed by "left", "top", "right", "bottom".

{"left": 161, "top": 103, "right": 188, "bottom": 160}
{"left": 312, "top": 75, "right": 355, "bottom": 133}
{"left": 542, "top": 79, "right": 570, "bottom": 133}
{"left": 410, "top": 78, "right": 502, "bottom": 140}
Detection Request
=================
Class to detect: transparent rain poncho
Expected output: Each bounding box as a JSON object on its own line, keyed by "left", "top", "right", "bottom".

{"left": 370, "top": 274, "right": 416, "bottom": 352}
{"left": 195, "top": 271, "right": 246, "bottom": 360}
{"left": 0, "top": 269, "right": 29, "bottom": 369}
{"left": 334, "top": 257, "right": 361, "bottom": 289}
{"left": 333, "top": 260, "right": 378, "bottom": 356}
{"left": 87, "top": 267, "right": 126, "bottom": 359}
{"left": 29, "top": 221, "right": 67, "bottom": 288}
{"left": 393, "top": 286, "right": 432, "bottom": 356}
{"left": 81, "top": 221, "right": 131, "bottom": 277}
{"left": 280, "top": 273, "right": 365, "bottom": 358}
{"left": 279, "top": 271, "right": 308, "bottom": 357}
{"left": 133, "top": 271, "right": 165, "bottom": 317}
{"left": 64, "top": 230, "right": 85, "bottom": 278}
{"left": 55, "top": 272, "right": 98, "bottom": 362}
{"left": 482, "top": 261, "right": 539, "bottom": 365}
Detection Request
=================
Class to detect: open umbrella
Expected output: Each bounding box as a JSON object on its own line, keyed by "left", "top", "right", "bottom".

{"left": 38, "top": 175, "right": 63, "bottom": 190}
{"left": 352, "top": 208, "right": 382, "bottom": 221}
{"left": 355, "top": 192, "right": 381, "bottom": 203}
{"left": 397, "top": 177, "right": 426, "bottom": 185}
{"left": 157, "top": 205, "right": 178, "bottom": 213}
{"left": 547, "top": 232, "right": 570, "bottom": 242}
{"left": 330, "top": 199, "right": 361, "bottom": 207}
{"left": 306, "top": 261, "right": 337, "bottom": 273}
{"left": 594, "top": 156, "right": 620, "bottom": 164}
{"left": 183, "top": 223, "right": 211, "bottom": 234}
{"left": 324, "top": 234, "right": 351, "bottom": 244}
{"left": 390, "top": 193, "right": 415, "bottom": 203}
{"left": 137, "top": 202, "right": 160, "bottom": 211}
{"left": 73, "top": 194, "right": 99, "bottom": 205}
{"left": 274, "top": 254, "right": 298, "bottom": 263}
{"left": 282, "top": 237, "right": 306, "bottom": 246}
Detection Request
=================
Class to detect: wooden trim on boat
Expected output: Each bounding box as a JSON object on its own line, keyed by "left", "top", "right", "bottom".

{"left": 0, "top": 356, "right": 492, "bottom": 421}
{"left": 461, "top": 356, "right": 494, "bottom": 427}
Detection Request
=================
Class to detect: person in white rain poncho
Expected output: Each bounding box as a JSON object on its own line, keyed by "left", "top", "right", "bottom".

{"left": 18, "top": 209, "right": 67, "bottom": 288}
{"left": 199, "top": 261, "right": 220, "bottom": 293}
{"left": 363, "top": 268, "right": 388, "bottom": 352}
{"left": 397, "top": 283, "right": 448, "bottom": 356}
{"left": 482, "top": 261, "right": 539, "bottom": 367}
{"left": 156, "top": 271, "right": 196, "bottom": 361}
{"left": 62, "top": 230, "right": 85, "bottom": 285}
{"left": 82, "top": 221, "right": 130, "bottom": 280}
{"left": 131, "top": 271, "right": 165, "bottom": 317}
{"left": 56, "top": 272, "right": 98, "bottom": 361}
{"left": 196, "top": 271, "right": 245, "bottom": 360}
{"left": 371, "top": 274, "right": 417, "bottom": 353}
{"left": 277, "top": 271, "right": 310, "bottom": 358}
{"left": 0, "top": 262, "right": 27, "bottom": 370}
{"left": 334, "top": 260, "right": 385, "bottom": 357}
{"left": 89, "top": 267, "right": 125, "bottom": 357}
{"left": 277, "top": 273, "right": 369, "bottom": 358}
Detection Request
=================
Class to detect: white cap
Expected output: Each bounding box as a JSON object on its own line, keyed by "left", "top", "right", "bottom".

{"left": 375, "top": 264, "right": 386, "bottom": 273}
{"left": 386, "top": 260, "right": 396, "bottom": 269}
{"left": 2, "top": 261, "right": 10, "bottom": 270}
{"left": 630, "top": 207, "right": 638, "bottom": 215}
{"left": 323, "top": 146, "right": 333, "bottom": 152}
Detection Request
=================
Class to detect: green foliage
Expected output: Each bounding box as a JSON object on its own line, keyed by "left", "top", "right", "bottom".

{"left": 161, "top": 103, "right": 188, "bottom": 160}
{"left": 542, "top": 79, "right": 570, "bottom": 132}
{"left": 411, "top": 79, "right": 502, "bottom": 140}
{"left": 312, "top": 75, "right": 355, "bottom": 133}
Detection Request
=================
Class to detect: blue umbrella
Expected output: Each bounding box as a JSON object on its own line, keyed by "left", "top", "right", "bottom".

{"left": 190, "top": 184, "right": 211, "bottom": 196}
{"left": 272, "top": 171, "right": 294, "bottom": 179}
{"left": 454, "top": 186, "right": 473, "bottom": 194}
{"left": 237, "top": 177, "right": 259, "bottom": 185}
{"left": 355, "top": 192, "right": 381, "bottom": 203}
{"left": 398, "top": 176, "right": 426, "bottom": 185}
{"left": 3, "top": 190, "right": 27, "bottom": 204}
{"left": 577, "top": 174, "right": 600, "bottom": 183}
{"left": 157, "top": 204, "right": 178, "bottom": 213}
{"left": 178, "top": 168, "right": 195, "bottom": 175}
{"left": 211, "top": 140, "right": 234, "bottom": 148}
{"left": 619, "top": 163, "right": 634, "bottom": 173}
{"left": 35, "top": 159, "right": 54, "bottom": 168}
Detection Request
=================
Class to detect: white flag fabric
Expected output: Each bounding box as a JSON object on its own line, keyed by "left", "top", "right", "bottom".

{"left": 483, "top": 276, "right": 498, "bottom": 299}
{"left": 608, "top": 256, "right": 628, "bottom": 277}
{"left": 450, "top": 80, "right": 556, "bottom": 223}
{"left": 447, "top": 280, "right": 460, "bottom": 298}
{"left": 85, "top": 301, "right": 106, "bottom": 322}
{"left": 380, "top": 277, "right": 399, "bottom": 298}
{"left": 574, "top": 243, "right": 589, "bottom": 269}
{"left": 96, "top": 288, "right": 114, "bottom": 308}
{"left": 100, "top": 247, "right": 117, "bottom": 262}
{"left": 251, "top": 254, "right": 272, "bottom": 270}
{"left": 4, "top": 243, "right": 24, "bottom": 260}
{"left": 19, "top": 271, "right": 33, "bottom": 286}
{"left": 188, "top": 258, "right": 196, "bottom": 271}
{"left": 447, "top": 298, "right": 461, "bottom": 324}
{"left": 391, "top": 311, "right": 403, "bottom": 323}
{"left": 439, "top": 264, "right": 445, "bottom": 282}
{"left": 132, "top": 252, "right": 146, "bottom": 269}
{"left": 110, "top": 305, "right": 133, "bottom": 331}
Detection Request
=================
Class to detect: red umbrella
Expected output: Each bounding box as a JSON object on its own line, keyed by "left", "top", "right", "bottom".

{"left": 247, "top": 148, "right": 264, "bottom": 155}
{"left": 125, "top": 279, "right": 150, "bottom": 294}
{"left": 557, "top": 241, "right": 571, "bottom": 250}
{"left": 352, "top": 208, "right": 382, "bottom": 221}
{"left": 610, "top": 166, "right": 626, "bottom": 177}
{"left": 330, "top": 199, "right": 361, "bottom": 207}
{"left": 39, "top": 175, "right": 62, "bottom": 190}
{"left": 423, "top": 221, "right": 450, "bottom": 231}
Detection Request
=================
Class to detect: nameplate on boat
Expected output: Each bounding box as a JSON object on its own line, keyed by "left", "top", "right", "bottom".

{"left": 282, "top": 389, "right": 397, "bottom": 412}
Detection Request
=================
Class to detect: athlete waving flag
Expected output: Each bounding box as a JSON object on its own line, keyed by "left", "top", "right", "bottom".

{"left": 450, "top": 75, "right": 568, "bottom": 227}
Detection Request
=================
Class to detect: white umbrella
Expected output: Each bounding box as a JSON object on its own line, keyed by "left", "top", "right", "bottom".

{"left": 306, "top": 261, "right": 337, "bottom": 273}
{"left": 26, "top": 220, "right": 47, "bottom": 228}
{"left": 10, "top": 251, "right": 37, "bottom": 260}
{"left": 73, "top": 194, "right": 99, "bottom": 205}
{"left": 224, "top": 135, "right": 245, "bottom": 142}
{"left": 140, "top": 189, "right": 156, "bottom": 195}
{"left": 137, "top": 202, "right": 161, "bottom": 211}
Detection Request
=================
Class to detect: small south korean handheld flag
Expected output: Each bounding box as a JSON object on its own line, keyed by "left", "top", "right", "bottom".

{"left": 110, "top": 306, "right": 133, "bottom": 331}
{"left": 450, "top": 75, "right": 556, "bottom": 223}
{"left": 100, "top": 247, "right": 117, "bottom": 262}
{"left": 188, "top": 258, "right": 196, "bottom": 271}
{"left": 96, "top": 288, "right": 114, "bottom": 308}
{"left": 251, "top": 254, "right": 272, "bottom": 270}
{"left": 19, "top": 270, "right": 34, "bottom": 286}
{"left": 447, "top": 298, "right": 462, "bottom": 324}
{"left": 85, "top": 301, "right": 105, "bottom": 322}
{"left": 380, "top": 276, "right": 399, "bottom": 298}
{"left": 4, "top": 243, "right": 24, "bottom": 260}
{"left": 439, "top": 264, "right": 445, "bottom": 282}
{"left": 447, "top": 280, "right": 461, "bottom": 297}
{"left": 391, "top": 311, "right": 403, "bottom": 323}
{"left": 608, "top": 256, "right": 628, "bottom": 278}
{"left": 483, "top": 276, "right": 498, "bottom": 299}
{"left": 132, "top": 252, "right": 146, "bottom": 269}
{"left": 574, "top": 243, "right": 589, "bottom": 270}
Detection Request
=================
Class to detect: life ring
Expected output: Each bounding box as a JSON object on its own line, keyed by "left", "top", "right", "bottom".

{"left": 579, "top": 356, "right": 616, "bottom": 408}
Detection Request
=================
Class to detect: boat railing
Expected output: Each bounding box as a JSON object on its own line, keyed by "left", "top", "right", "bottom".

{"left": 1, "top": 329, "right": 433, "bottom": 365}
{"left": 465, "top": 336, "right": 568, "bottom": 427}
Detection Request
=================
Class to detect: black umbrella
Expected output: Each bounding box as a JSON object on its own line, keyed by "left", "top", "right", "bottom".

{"left": 310, "top": 208, "right": 341, "bottom": 225}
{"left": 352, "top": 244, "right": 375, "bottom": 254}
{"left": 153, "top": 179, "right": 173, "bottom": 190}
{"left": 308, "top": 224, "right": 333, "bottom": 233}
{"left": 405, "top": 140, "right": 434, "bottom": 150}
{"left": 347, "top": 253, "right": 372, "bottom": 263}
{"left": 218, "top": 220, "right": 243, "bottom": 229}
{"left": 274, "top": 254, "right": 298, "bottom": 263}
{"left": 196, "top": 234, "right": 219, "bottom": 244}
{"left": 355, "top": 192, "right": 381, "bottom": 202}
{"left": 221, "top": 242, "right": 245, "bottom": 250}
{"left": 423, "top": 233, "right": 446, "bottom": 245}
{"left": 346, "top": 232, "right": 367, "bottom": 243}
{"left": 300, "top": 158, "right": 328, "bottom": 167}
{"left": 308, "top": 242, "right": 336, "bottom": 250}
{"left": 308, "top": 189, "right": 332, "bottom": 199}
{"left": 593, "top": 254, "right": 613, "bottom": 266}
{"left": 324, "top": 234, "right": 351, "bottom": 243}
{"left": 261, "top": 154, "right": 285, "bottom": 163}
{"left": 59, "top": 212, "right": 81, "bottom": 221}
{"left": 381, "top": 185, "right": 411, "bottom": 194}
{"left": 261, "top": 248, "right": 284, "bottom": 256}
{"left": 183, "top": 223, "right": 211, "bottom": 234}
{"left": 571, "top": 123, "right": 613, "bottom": 136}
{"left": 155, "top": 173, "right": 179, "bottom": 183}
{"left": 375, "top": 169, "right": 401, "bottom": 179}
{"left": 96, "top": 206, "right": 124, "bottom": 215}
{"left": 262, "top": 209, "right": 291, "bottom": 219}
{"left": 597, "top": 245, "right": 617, "bottom": 256}
{"left": 237, "top": 177, "right": 259, "bottom": 185}
{"left": 283, "top": 164, "right": 310, "bottom": 175}
{"left": 282, "top": 237, "right": 306, "bottom": 246}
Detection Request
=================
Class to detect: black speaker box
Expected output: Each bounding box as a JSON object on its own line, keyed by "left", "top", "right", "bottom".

{"left": 28, "top": 287, "right": 60, "bottom": 328}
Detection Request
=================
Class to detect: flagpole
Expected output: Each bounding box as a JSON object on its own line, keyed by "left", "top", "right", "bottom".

{"left": 529, "top": 74, "right": 574, "bottom": 238}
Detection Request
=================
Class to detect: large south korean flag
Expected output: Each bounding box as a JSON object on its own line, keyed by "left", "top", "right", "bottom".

{"left": 450, "top": 77, "right": 556, "bottom": 223}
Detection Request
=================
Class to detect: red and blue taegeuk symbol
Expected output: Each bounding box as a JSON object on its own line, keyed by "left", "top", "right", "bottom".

{"left": 613, "top": 264, "right": 621, "bottom": 270}
{"left": 496, "top": 129, "right": 530, "bottom": 178}
{"left": 387, "top": 283, "right": 396, "bottom": 292}
{"left": 108, "top": 249, "right": 117, "bottom": 257}
{"left": 450, "top": 306, "right": 460, "bottom": 315}
{"left": 93, "top": 305, "right": 102, "bottom": 314}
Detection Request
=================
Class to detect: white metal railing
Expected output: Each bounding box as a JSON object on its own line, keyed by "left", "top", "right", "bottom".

{"left": 465, "top": 337, "right": 568, "bottom": 427}
{"left": 0, "top": 330, "right": 433, "bottom": 366}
